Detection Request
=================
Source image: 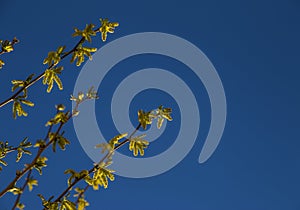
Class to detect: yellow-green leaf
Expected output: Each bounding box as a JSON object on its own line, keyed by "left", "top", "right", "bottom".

{"left": 129, "top": 136, "right": 149, "bottom": 156}
{"left": 27, "top": 178, "right": 38, "bottom": 191}
{"left": 0, "top": 59, "right": 4, "bottom": 69}
{"left": 99, "top": 18, "right": 119, "bottom": 41}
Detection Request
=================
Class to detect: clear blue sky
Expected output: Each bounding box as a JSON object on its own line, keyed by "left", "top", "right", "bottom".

{"left": 1, "top": 0, "right": 300, "bottom": 209}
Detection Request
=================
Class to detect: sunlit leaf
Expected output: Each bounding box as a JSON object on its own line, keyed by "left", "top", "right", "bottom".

{"left": 33, "top": 156, "right": 48, "bottom": 175}
{"left": 43, "top": 46, "right": 66, "bottom": 66}
{"left": 77, "top": 197, "right": 89, "bottom": 210}
{"left": 34, "top": 139, "right": 46, "bottom": 148}
{"left": 50, "top": 132, "right": 70, "bottom": 152}
{"left": 108, "top": 133, "right": 127, "bottom": 149}
{"left": 38, "top": 194, "right": 59, "bottom": 209}
{"left": 46, "top": 111, "right": 68, "bottom": 126}
{"left": 91, "top": 166, "right": 115, "bottom": 190}
{"left": 138, "top": 110, "right": 153, "bottom": 129}
{"left": 158, "top": 105, "right": 173, "bottom": 121}
{"left": 70, "top": 45, "right": 97, "bottom": 67}
{"left": 12, "top": 99, "right": 31, "bottom": 119}
{"left": 55, "top": 104, "right": 65, "bottom": 111}
{"left": 43, "top": 67, "right": 64, "bottom": 93}
{"left": 20, "top": 99, "right": 34, "bottom": 107}
{"left": 0, "top": 59, "right": 4, "bottom": 69}
{"left": 16, "top": 202, "right": 25, "bottom": 210}
{"left": 0, "top": 159, "right": 7, "bottom": 166}
{"left": 129, "top": 135, "right": 149, "bottom": 156}
{"left": 72, "top": 24, "right": 96, "bottom": 43}
{"left": 8, "top": 187, "right": 22, "bottom": 195}
{"left": 16, "top": 148, "right": 23, "bottom": 162}
{"left": 64, "top": 169, "right": 88, "bottom": 187}
{"left": 1, "top": 39, "right": 15, "bottom": 52}
{"left": 27, "top": 178, "right": 38, "bottom": 191}
{"left": 61, "top": 198, "right": 76, "bottom": 210}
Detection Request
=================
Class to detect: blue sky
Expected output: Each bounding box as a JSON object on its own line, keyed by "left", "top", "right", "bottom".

{"left": 1, "top": 0, "right": 300, "bottom": 209}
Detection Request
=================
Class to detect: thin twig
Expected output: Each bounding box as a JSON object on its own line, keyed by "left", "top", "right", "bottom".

{"left": 11, "top": 169, "right": 32, "bottom": 210}
{"left": 75, "top": 184, "right": 90, "bottom": 204}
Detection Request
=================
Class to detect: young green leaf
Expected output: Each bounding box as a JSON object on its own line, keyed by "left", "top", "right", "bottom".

{"left": 16, "top": 202, "right": 25, "bottom": 210}
{"left": 108, "top": 133, "right": 127, "bottom": 149}
{"left": 91, "top": 166, "right": 115, "bottom": 190}
{"left": 77, "top": 197, "right": 89, "bottom": 210}
{"left": 0, "top": 59, "right": 4, "bottom": 69}
{"left": 27, "top": 178, "right": 38, "bottom": 191}
{"left": 50, "top": 133, "right": 70, "bottom": 152}
{"left": 46, "top": 111, "right": 69, "bottom": 126}
{"left": 33, "top": 156, "right": 48, "bottom": 175}
{"left": 12, "top": 100, "right": 28, "bottom": 119}
{"left": 99, "top": 18, "right": 119, "bottom": 41}
{"left": 43, "top": 67, "right": 64, "bottom": 93}
{"left": 138, "top": 110, "right": 153, "bottom": 129}
{"left": 1, "top": 39, "right": 15, "bottom": 52}
{"left": 72, "top": 24, "right": 96, "bottom": 43}
{"left": 61, "top": 198, "right": 76, "bottom": 210}
{"left": 20, "top": 99, "right": 34, "bottom": 107}
{"left": 0, "top": 159, "right": 8, "bottom": 166}
{"left": 43, "top": 46, "right": 65, "bottom": 66}
{"left": 70, "top": 45, "right": 97, "bottom": 66}
{"left": 16, "top": 148, "right": 23, "bottom": 162}
{"left": 129, "top": 135, "right": 149, "bottom": 156}
{"left": 34, "top": 139, "right": 46, "bottom": 148}
{"left": 8, "top": 187, "right": 22, "bottom": 195}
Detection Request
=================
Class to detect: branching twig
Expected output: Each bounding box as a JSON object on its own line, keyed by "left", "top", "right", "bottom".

{"left": 0, "top": 122, "right": 65, "bottom": 197}
{"left": 0, "top": 28, "right": 99, "bottom": 109}
{"left": 11, "top": 169, "right": 32, "bottom": 210}
{"left": 52, "top": 123, "right": 142, "bottom": 204}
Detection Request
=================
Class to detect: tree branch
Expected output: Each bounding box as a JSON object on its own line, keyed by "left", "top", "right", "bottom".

{"left": 0, "top": 122, "right": 65, "bottom": 197}
{"left": 0, "top": 28, "right": 100, "bottom": 109}
{"left": 52, "top": 123, "right": 142, "bottom": 204}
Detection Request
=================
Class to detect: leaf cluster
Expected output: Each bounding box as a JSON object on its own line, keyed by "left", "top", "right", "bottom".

{"left": 0, "top": 37, "right": 19, "bottom": 69}
{"left": 99, "top": 18, "right": 119, "bottom": 41}
{"left": 38, "top": 194, "right": 77, "bottom": 210}
{"left": 46, "top": 111, "right": 69, "bottom": 126}
{"left": 129, "top": 134, "right": 149, "bottom": 156}
{"left": 33, "top": 156, "right": 48, "bottom": 175}
{"left": 138, "top": 105, "right": 173, "bottom": 129}
{"left": 0, "top": 37, "right": 19, "bottom": 53}
{"left": 49, "top": 132, "right": 70, "bottom": 152}
{"left": 85, "top": 165, "right": 115, "bottom": 190}
{"left": 16, "top": 137, "right": 32, "bottom": 162}
{"left": 70, "top": 45, "right": 97, "bottom": 67}
{"left": 72, "top": 24, "right": 96, "bottom": 43}
{"left": 43, "top": 46, "right": 66, "bottom": 67}
{"left": 43, "top": 67, "right": 64, "bottom": 93}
